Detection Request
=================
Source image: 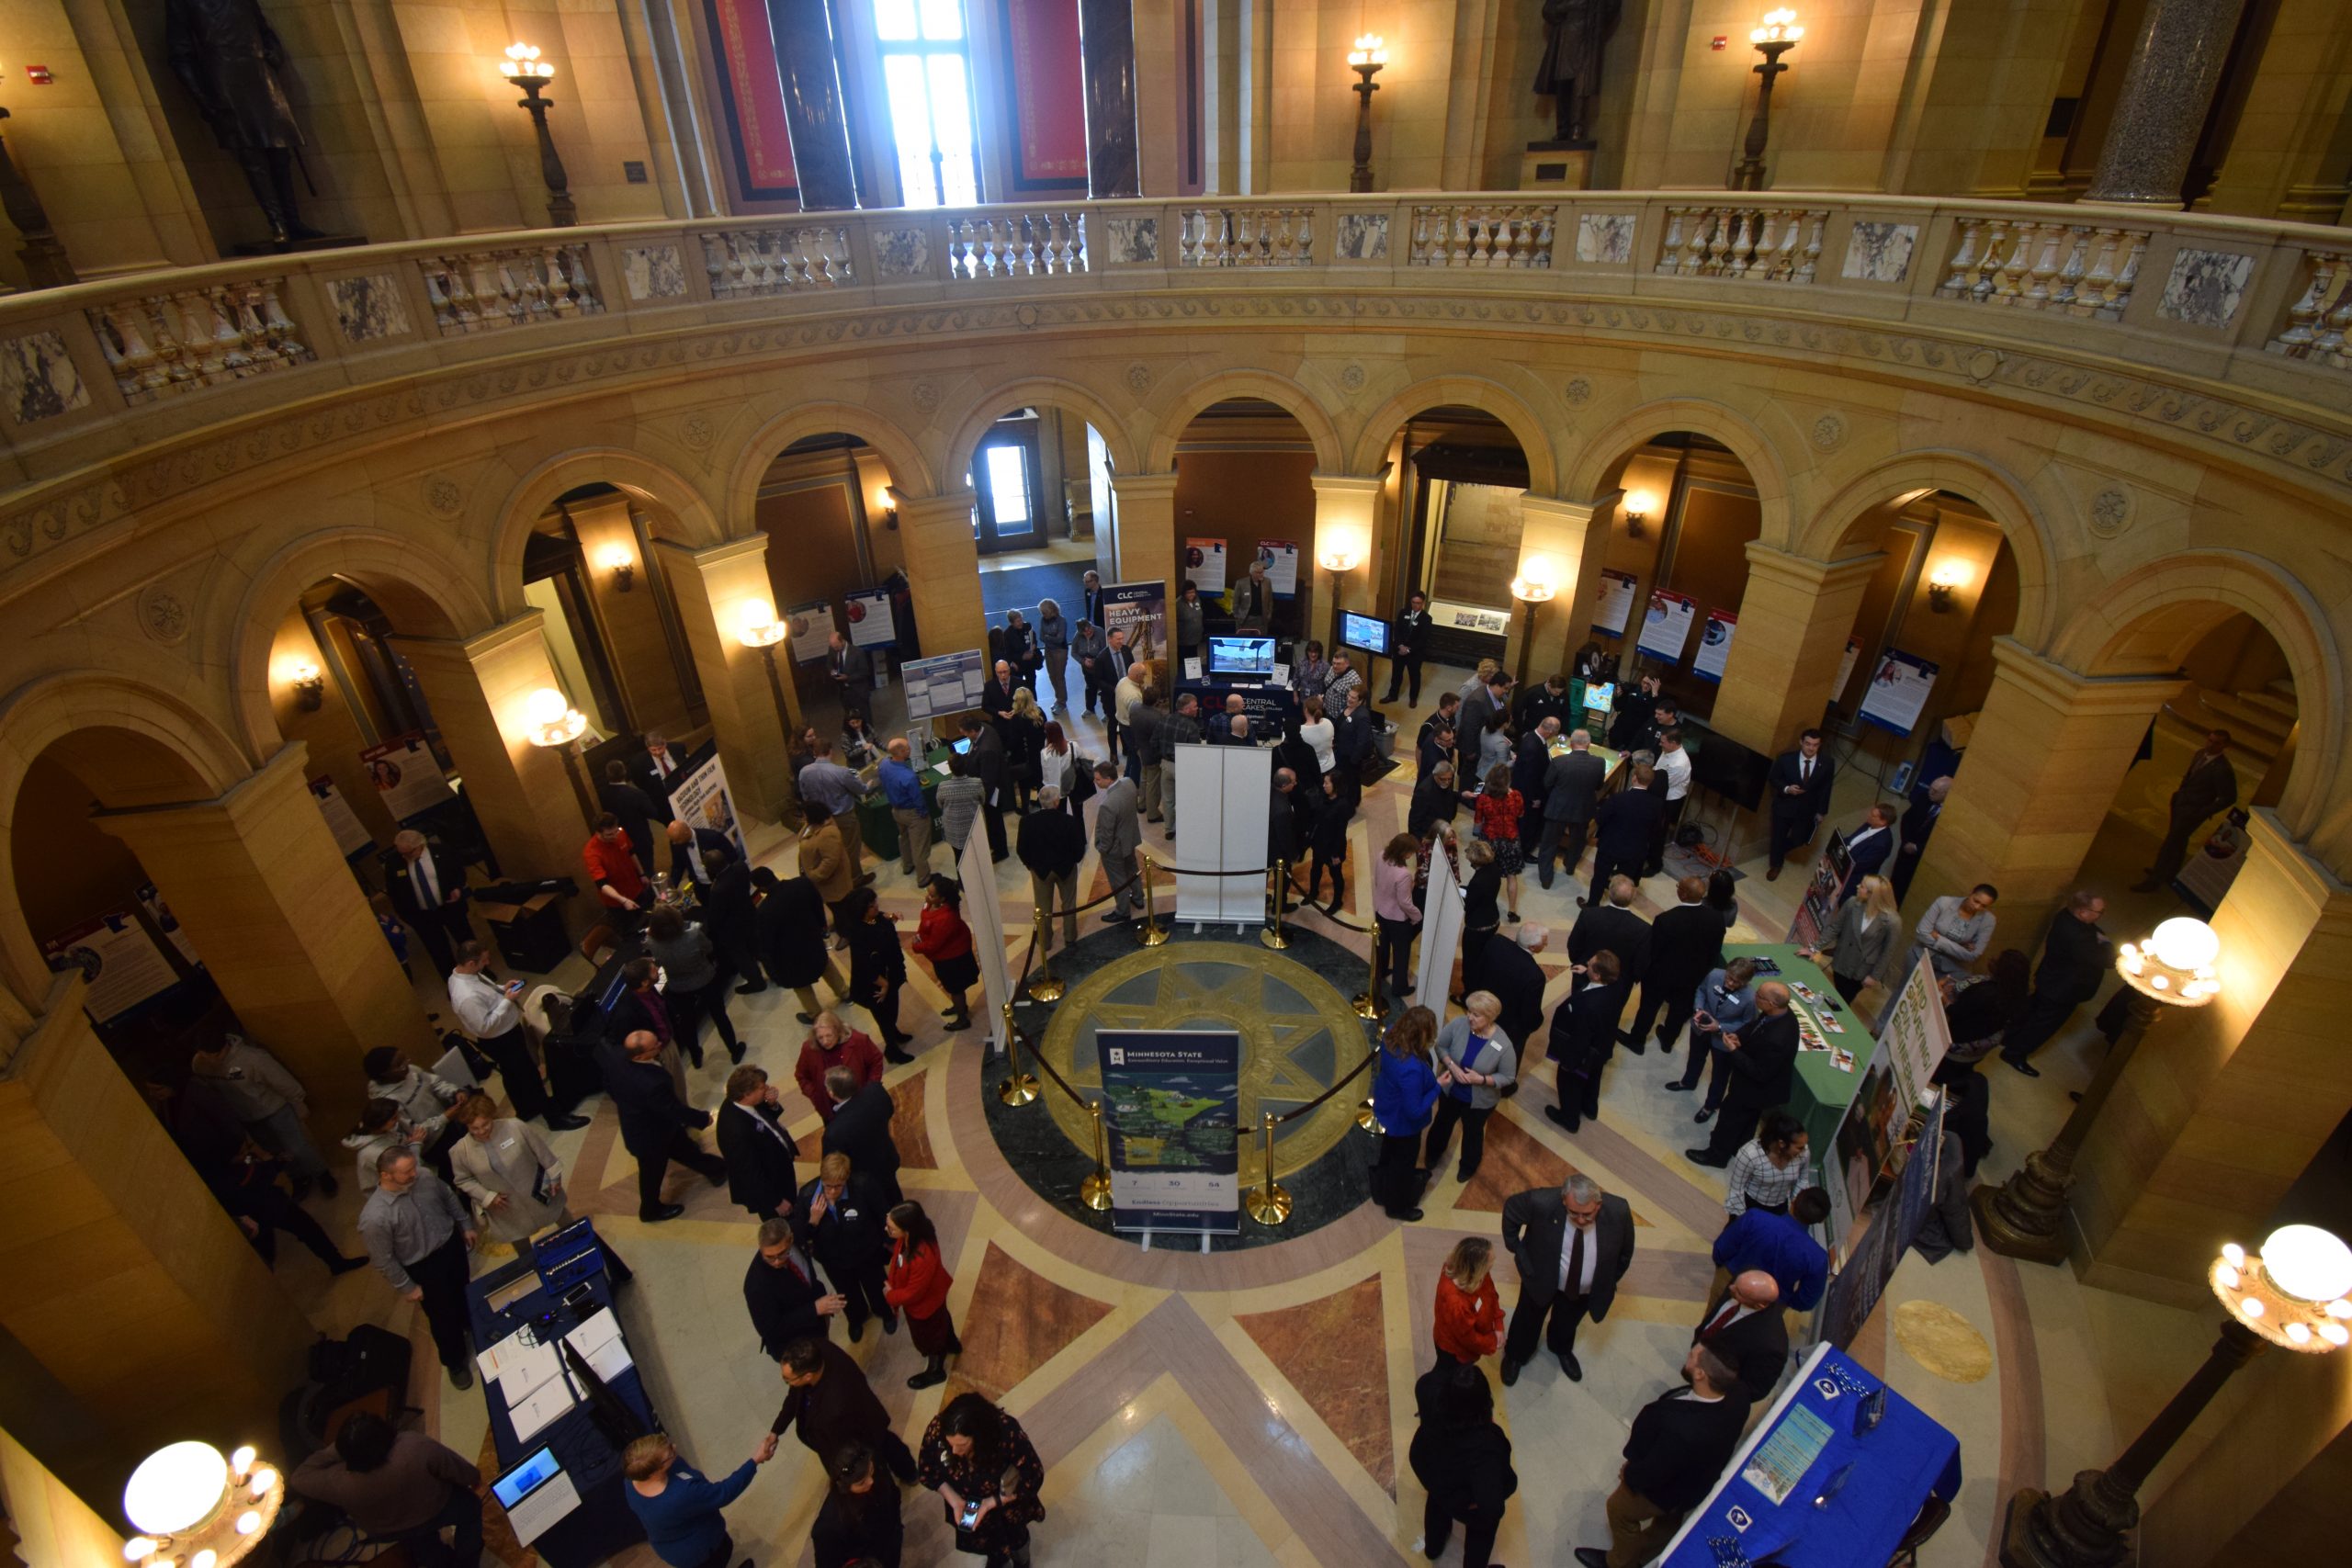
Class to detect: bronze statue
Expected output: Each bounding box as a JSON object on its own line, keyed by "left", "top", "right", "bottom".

{"left": 166, "top": 0, "right": 320, "bottom": 243}
{"left": 1532, "top": 0, "right": 1622, "bottom": 148}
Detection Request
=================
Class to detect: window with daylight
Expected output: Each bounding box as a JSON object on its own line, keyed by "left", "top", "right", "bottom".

{"left": 874, "top": 0, "right": 982, "bottom": 207}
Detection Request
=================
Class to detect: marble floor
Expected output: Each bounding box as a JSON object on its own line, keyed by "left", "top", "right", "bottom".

{"left": 292, "top": 657, "right": 2231, "bottom": 1568}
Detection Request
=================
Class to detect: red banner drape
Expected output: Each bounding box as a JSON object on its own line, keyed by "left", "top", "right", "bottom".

{"left": 1001, "top": 0, "right": 1087, "bottom": 190}
{"left": 704, "top": 0, "right": 799, "bottom": 200}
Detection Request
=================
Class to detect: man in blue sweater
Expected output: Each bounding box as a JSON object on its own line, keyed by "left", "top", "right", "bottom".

{"left": 1708, "top": 1187, "right": 1831, "bottom": 1315}
{"left": 624, "top": 1430, "right": 779, "bottom": 1568}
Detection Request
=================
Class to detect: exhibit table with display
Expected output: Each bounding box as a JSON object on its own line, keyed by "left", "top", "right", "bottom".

{"left": 1719, "top": 943, "right": 1880, "bottom": 1152}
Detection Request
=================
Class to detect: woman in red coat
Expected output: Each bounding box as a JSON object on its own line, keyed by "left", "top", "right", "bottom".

{"left": 884, "top": 1201, "right": 961, "bottom": 1390}
{"left": 910, "top": 875, "right": 979, "bottom": 1032}
{"left": 1432, "top": 1236, "right": 1505, "bottom": 1364}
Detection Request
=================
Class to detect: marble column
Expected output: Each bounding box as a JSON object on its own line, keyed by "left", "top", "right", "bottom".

{"left": 1080, "top": 0, "right": 1142, "bottom": 198}
{"left": 656, "top": 535, "right": 795, "bottom": 823}
{"left": 764, "top": 0, "right": 858, "bottom": 210}
{"left": 1513, "top": 492, "right": 1618, "bottom": 683}
{"left": 2084, "top": 0, "right": 2252, "bottom": 206}
{"left": 1710, "top": 543, "right": 1883, "bottom": 756}
{"left": 96, "top": 743, "right": 438, "bottom": 1133}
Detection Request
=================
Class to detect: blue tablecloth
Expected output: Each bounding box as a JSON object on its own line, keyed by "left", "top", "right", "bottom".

{"left": 1660, "top": 1344, "right": 1961, "bottom": 1567}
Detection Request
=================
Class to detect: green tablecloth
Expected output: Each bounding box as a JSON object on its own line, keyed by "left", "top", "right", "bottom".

{"left": 853, "top": 744, "right": 954, "bottom": 861}
{"left": 1724, "top": 942, "right": 1881, "bottom": 1152}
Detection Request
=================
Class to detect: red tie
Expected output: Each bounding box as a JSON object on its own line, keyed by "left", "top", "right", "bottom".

{"left": 1702, "top": 1303, "right": 1739, "bottom": 1339}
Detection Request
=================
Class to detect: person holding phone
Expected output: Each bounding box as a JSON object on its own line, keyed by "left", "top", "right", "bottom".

{"left": 919, "top": 1392, "right": 1046, "bottom": 1568}
{"left": 1666, "top": 958, "right": 1759, "bottom": 1119}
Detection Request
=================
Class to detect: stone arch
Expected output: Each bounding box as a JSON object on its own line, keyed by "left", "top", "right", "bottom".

{"left": 484, "top": 448, "right": 727, "bottom": 619}
{"left": 1795, "top": 449, "right": 2060, "bottom": 651}
{"left": 2050, "top": 548, "right": 2343, "bottom": 847}
{"left": 1342, "top": 375, "right": 1560, "bottom": 495}
{"left": 1142, "top": 368, "right": 1346, "bottom": 475}
{"left": 724, "top": 401, "right": 938, "bottom": 525}
{"left": 0, "top": 674, "right": 253, "bottom": 1002}
{"left": 939, "top": 376, "right": 1142, "bottom": 496}
{"left": 1559, "top": 396, "right": 1792, "bottom": 532}
{"left": 220, "top": 528, "right": 500, "bottom": 761}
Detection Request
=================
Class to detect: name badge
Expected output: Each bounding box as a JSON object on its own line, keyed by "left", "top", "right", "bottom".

{"left": 841, "top": 1209, "right": 859, "bottom": 1220}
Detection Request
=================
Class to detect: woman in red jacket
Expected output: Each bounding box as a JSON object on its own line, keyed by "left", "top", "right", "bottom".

{"left": 884, "top": 1201, "right": 961, "bottom": 1389}
{"left": 910, "top": 875, "right": 979, "bottom": 1033}
{"left": 1432, "top": 1236, "right": 1505, "bottom": 1364}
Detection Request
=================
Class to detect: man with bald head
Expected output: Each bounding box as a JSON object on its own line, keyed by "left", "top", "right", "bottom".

{"left": 1690, "top": 1270, "right": 1789, "bottom": 1404}
{"left": 608, "top": 1028, "right": 725, "bottom": 1222}
{"left": 1686, "top": 981, "right": 1800, "bottom": 1168}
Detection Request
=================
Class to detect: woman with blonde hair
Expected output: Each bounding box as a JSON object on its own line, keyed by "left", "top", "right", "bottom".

{"left": 1433, "top": 1236, "right": 1504, "bottom": 1363}
{"left": 1371, "top": 1005, "right": 1440, "bottom": 1220}
{"left": 1803, "top": 874, "right": 1903, "bottom": 1004}
{"left": 1425, "top": 990, "right": 1517, "bottom": 1183}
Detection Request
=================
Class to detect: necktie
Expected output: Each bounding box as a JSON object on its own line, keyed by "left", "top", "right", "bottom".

{"left": 1702, "top": 1302, "right": 1738, "bottom": 1338}
{"left": 1565, "top": 1224, "right": 1587, "bottom": 1298}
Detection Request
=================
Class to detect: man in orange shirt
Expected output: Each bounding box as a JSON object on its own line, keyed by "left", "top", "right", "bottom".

{"left": 585, "top": 813, "right": 650, "bottom": 931}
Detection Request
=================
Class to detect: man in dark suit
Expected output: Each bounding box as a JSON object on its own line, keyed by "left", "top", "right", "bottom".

{"left": 1383, "top": 590, "right": 1432, "bottom": 705}
{"left": 1588, "top": 762, "right": 1663, "bottom": 896}
{"left": 1571, "top": 874, "right": 1653, "bottom": 980}
{"left": 1466, "top": 923, "right": 1550, "bottom": 1055}
{"left": 1513, "top": 716, "right": 1561, "bottom": 853}
{"left": 1691, "top": 1269, "right": 1790, "bottom": 1402}
{"left": 1334, "top": 686, "right": 1375, "bottom": 776}
{"left": 599, "top": 761, "right": 662, "bottom": 876}
{"left": 1571, "top": 1343, "right": 1751, "bottom": 1568}
{"left": 979, "top": 659, "right": 1019, "bottom": 737}
{"left": 1080, "top": 569, "right": 1110, "bottom": 631}
{"left": 1543, "top": 951, "right": 1626, "bottom": 1132}
{"left": 1536, "top": 729, "right": 1607, "bottom": 890}
{"left": 1892, "top": 774, "right": 1951, "bottom": 905}
{"left": 1765, "top": 728, "right": 1835, "bottom": 879}
{"left": 665, "top": 818, "right": 733, "bottom": 900}
{"left": 1457, "top": 673, "right": 1511, "bottom": 761}
{"left": 825, "top": 631, "right": 873, "bottom": 724}
{"left": 820, "top": 1069, "right": 904, "bottom": 1207}
{"left": 704, "top": 843, "right": 764, "bottom": 994}
{"left": 1627, "top": 875, "right": 1725, "bottom": 1053}
{"left": 1688, "top": 983, "right": 1801, "bottom": 1166}
{"left": 1266, "top": 769, "right": 1303, "bottom": 911}
{"left": 718, "top": 1065, "right": 799, "bottom": 1219}
{"left": 382, "top": 829, "right": 473, "bottom": 977}
{"left": 1498, "top": 1174, "right": 1635, "bottom": 1384}
{"left": 1409, "top": 760, "right": 1461, "bottom": 840}
{"left": 745, "top": 1217, "right": 845, "bottom": 1359}
{"left": 794, "top": 1152, "right": 896, "bottom": 1340}
{"left": 1835, "top": 802, "right": 1897, "bottom": 900}
{"left": 1419, "top": 694, "right": 1462, "bottom": 757}
{"left": 957, "top": 715, "right": 1010, "bottom": 862}
{"left": 606, "top": 1028, "right": 726, "bottom": 1221}
{"left": 1999, "top": 891, "right": 2111, "bottom": 1077}
{"left": 628, "top": 732, "right": 685, "bottom": 816}
{"left": 2136, "top": 728, "right": 2237, "bottom": 890}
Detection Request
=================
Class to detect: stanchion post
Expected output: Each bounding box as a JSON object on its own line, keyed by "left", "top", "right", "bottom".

{"left": 1024, "top": 904, "right": 1065, "bottom": 1003}
{"left": 1261, "top": 860, "right": 1291, "bottom": 950}
{"left": 1351, "top": 922, "right": 1382, "bottom": 1021}
{"left": 1137, "top": 847, "right": 1169, "bottom": 947}
{"left": 1247, "top": 1110, "right": 1293, "bottom": 1225}
{"left": 996, "top": 1000, "right": 1039, "bottom": 1106}
{"left": 1081, "top": 1100, "right": 1114, "bottom": 1211}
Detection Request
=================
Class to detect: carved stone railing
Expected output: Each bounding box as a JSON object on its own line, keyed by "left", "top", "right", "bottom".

{"left": 945, "top": 212, "right": 1086, "bottom": 279}
{"left": 1654, "top": 205, "right": 1828, "bottom": 284}
{"left": 418, "top": 243, "right": 604, "bottom": 335}
{"left": 1934, "top": 218, "right": 2149, "bottom": 319}
{"left": 2267, "top": 249, "right": 2352, "bottom": 371}
{"left": 700, "top": 226, "right": 855, "bottom": 298}
{"left": 1180, "top": 206, "right": 1317, "bottom": 266}
{"left": 1408, "top": 205, "right": 1555, "bottom": 268}
{"left": 84, "top": 281, "right": 311, "bottom": 405}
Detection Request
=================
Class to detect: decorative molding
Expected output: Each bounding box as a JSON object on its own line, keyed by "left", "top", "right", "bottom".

{"left": 1812, "top": 412, "right": 1847, "bottom": 451}
{"left": 1565, "top": 376, "right": 1593, "bottom": 407}
{"left": 2088, "top": 488, "right": 2132, "bottom": 539}
{"left": 423, "top": 474, "right": 464, "bottom": 516}
{"left": 135, "top": 583, "right": 189, "bottom": 645}
{"left": 1125, "top": 361, "right": 1153, "bottom": 393}
{"left": 1340, "top": 362, "right": 1368, "bottom": 392}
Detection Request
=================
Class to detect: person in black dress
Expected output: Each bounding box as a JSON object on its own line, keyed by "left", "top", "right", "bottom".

{"left": 1408, "top": 1361, "right": 1516, "bottom": 1568}
{"left": 840, "top": 887, "right": 914, "bottom": 1061}
{"left": 812, "top": 1441, "right": 904, "bottom": 1568}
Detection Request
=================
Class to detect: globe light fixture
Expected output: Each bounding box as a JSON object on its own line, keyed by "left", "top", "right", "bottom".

{"left": 121, "top": 1442, "right": 281, "bottom": 1568}
{"left": 1734, "top": 8, "right": 1803, "bottom": 192}
{"left": 496, "top": 42, "right": 576, "bottom": 227}
{"left": 523, "top": 684, "right": 595, "bottom": 825}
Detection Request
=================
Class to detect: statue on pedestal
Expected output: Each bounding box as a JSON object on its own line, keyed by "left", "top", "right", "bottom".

{"left": 1532, "top": 0, "right": 1623, "bottom": 149}
{"left": 166, "top": 0, "right": 321, "bottom": 243}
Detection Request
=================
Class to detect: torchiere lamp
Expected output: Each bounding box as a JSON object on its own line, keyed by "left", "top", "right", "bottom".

{"left": 122, "top": 1440, "right": 284, "bottom": 1568}
{"left": 737, "top": 604, "right": 807, "bottom": 827}
{"left": 1316, "top": 541, "right": 1362, "bottom": 656}
{"left": 1973, "top": 916, "right": 2221, "bottom": 1264}
{"left": 1733, "top": 8, "right": 1803, "bottom": 192}
{"left": 1999, "top": 1224, "right": 2350, "bottom": 1567}
{"left": 1509, "top": 559, "right": 1559, "bottom": 690}
{"left": 1346, "top": 34, "right": 1387, "bottom": 194}
{"left": 499, "top": 42, "right": 577, "bottom": 227}
{"left": 523, "top": 685, "right": 596, "bottom": 827}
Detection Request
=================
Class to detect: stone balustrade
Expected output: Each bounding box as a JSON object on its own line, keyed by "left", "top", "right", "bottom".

{"left": 84, "top": 281, "right": 311, "bottom": 405}
{"left": 1934, "top": 218, "right": 2150, "bottom": 319}
{"left": 1408, "top": 205, "right": 1555, "bottom": 268}
{"left": 1654, "top": 205, "right": 1829, "bottom": 284}
{"left": 946, "top": 212, "right": 1086, "bottom": 279}
{"left": 418, "top": 243, "right": 604, "bottom": 334}
{"left": 2267, "top": 249, "right": 2352, "bottom": 371}
{"left": 1180, "top": 206, "right": 1317, "bottom": 267}
{"left": 701, "top": 226, "right": 855, "bottom": 298}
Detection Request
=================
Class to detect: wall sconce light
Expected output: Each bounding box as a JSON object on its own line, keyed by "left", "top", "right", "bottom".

{"left": 498, "top": 42, "right": 576, "bottom": 227}
{"left": 598, "top": 544, "right": 637, "bottom": 592}
{"left": 1623, "top": 489, "right": 1659, "bottom": 539}
{"left": 883, "top": 484, "right": 904, "bottom": 531}
{"left": 1926, "top": 559, "right": 1970, "bottom": 612}
{"left": 122, "top": 1440, "right": 283, "bottom": 1568}
{"left": 288, "top": 660, "right": 324, "bottom": 711}
{"left": 1346, "top": 34, "right": 1387, "bottom": 194}
{"left": 1734, "top": 8, "right": 1803, "bottom": 192}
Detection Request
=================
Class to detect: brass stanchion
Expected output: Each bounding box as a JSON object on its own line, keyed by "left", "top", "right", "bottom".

{"left": 1023, "top": 904, "right": 1065, "bottom": 1003}
{"left": 1247, "top": 1110, "right": 1293, "bottom": 1225}
{"left": 996, "top": 1000, "right": 1039, "bottom": 1106}
{"left": 1136, "top": 848, "right": 1169, "bottom": 947}
{"left": 1351, "top": 921, "right": 1382, "bottom": 1021}
{"left": 1081, "top": 1100, "right": 1114, "bottom": 1211}
{"left": 1261, "top": 861, "right": 1291, "bottom": 950}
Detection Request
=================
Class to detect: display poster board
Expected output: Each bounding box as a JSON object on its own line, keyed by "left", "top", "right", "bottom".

{"left": 1857, "top": 649, "right": 1939, "bottom": 737}
{"left": 1834, "top": 638, "right": 1863, "bottom": 704}
{"left": 1692, "top": 609, "right": 1736, "bottom": 682}
{"left": 309, "top": 774, "right": 374, "bottom": 858}
{"left": 1173, "top": 743, "right": 1272, "bottom": 925}
{"left": 1828, "top": 957, "right": 1951, "bottom": 1226}
{"left": 1592, "top": 570, "right": 1639, "bottom": 637}
{"left": 844, "top": 589, "right": 896, "bottom": 649}
{"left": 903, "top": 649, "right": 989, "bottom": 721}
{"left": 1429, "top": 598, "right": 1512, "bottom": 638}
{"left": 136, "top": 882, "right": 201, "bottom": 967}
{"left": 44, "top": 912, "right": 179, "bottom": 1022}
{"left": 1183, "top": 537, "right": 1227, "bottom": 595}
{"left": 1103, "top": 581, "right": 1167, "bottom": 661}
{"left": 362, "top": 734, "right": 458, "bottom": 824}
{"left": 785, "top": 601, "right": 836, "bottom": 663}
{"left": 666, "top": 750, "right": 749, "bottom": 859}
{"left": 1416, "top": 838, "right": 1467, "bottom": 1005}
{"left": 1786, "top": 830, "right": 1851, "bottom": 950}
{"left": 1097, "top": 1028, "right": 1242, "bottom": 1234}
{"left": 1636, "top": 589, "right": 1698, "bottom": 662}
{"left": 955, "top": 809, "right": 1010, "bottom": 1053}
{"left": 1822, "top": 1093, "right": 1949, "bottom": 1354}
{"left": 1255, "top": 539, "right": 1301, "bottom": 598}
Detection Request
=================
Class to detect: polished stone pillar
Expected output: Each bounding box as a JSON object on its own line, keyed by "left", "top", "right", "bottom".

{"left": 764, "top": 0, "right": 858, "bottom": 210}
{"left": 656, "top": 535, "right": 796, "bottom": 821}
{"left": 96, "top": 744, "right": 437, "bottom": 1132}
{"left": 2085, "top": 0, "right": 2252, "bottom": 205}
{"left": 1513, "top": 493, "right": 1618, "bottom": 685}
{"left": 897, "top": 494, "right": 991, "bottom": 674}
{"left": 1711, "top": 543, "right": 1883, "bottom": 756}
{"left": 1080, "top": 0, "right": 1141, "bottom": 197}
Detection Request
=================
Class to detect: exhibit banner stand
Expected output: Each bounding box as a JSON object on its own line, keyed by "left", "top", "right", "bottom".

{"left": 1096, "top": 1028, "right": 1242, "bottom": 1236}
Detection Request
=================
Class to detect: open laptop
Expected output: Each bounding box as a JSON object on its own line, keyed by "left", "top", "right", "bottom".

{"left": 490, "top": 1446, "right": 582, "bottom": 1544}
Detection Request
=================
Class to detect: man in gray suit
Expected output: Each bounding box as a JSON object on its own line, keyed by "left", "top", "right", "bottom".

{"left": 1232, "top": 558, "right": 1275, "bottom": 635}
{"left": 1535, "top": 728, "right": 1608, "bottom": 890}
{"left": 1498, "top": 1172, "right": 1635, "bottom": 1385}
{"left": 825, "top": 631, "right": 872, "bottom": 724}
{"left": 1092, "top": 761, "right": 1145, "bottom": 924}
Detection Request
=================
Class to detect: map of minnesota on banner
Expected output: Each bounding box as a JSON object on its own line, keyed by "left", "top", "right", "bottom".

{"left": 703, "top": 0, "right": 799, "bottom": 200}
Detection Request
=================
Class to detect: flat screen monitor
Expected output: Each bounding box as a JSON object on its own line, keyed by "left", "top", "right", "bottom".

{"left": 1582, "top": 681, "right": 1615, "bottom": 716}
{"left": 1687, "top": 729, "right": 1771, "bottom": 812}
{"left": 1339, "top": 612, "right": 1391, "bottom": 655}
{"left": 1207, "top": 635, "right": 1276, "bottom": 678}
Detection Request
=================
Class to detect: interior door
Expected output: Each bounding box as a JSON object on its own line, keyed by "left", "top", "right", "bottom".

{"left": 972, "top": 420, "right": 1043, "bottom": 556}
